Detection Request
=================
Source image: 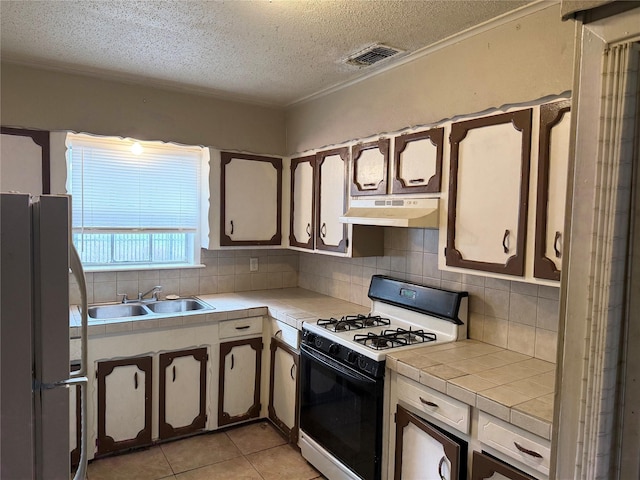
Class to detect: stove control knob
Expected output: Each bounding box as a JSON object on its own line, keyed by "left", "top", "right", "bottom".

{"left": 329, "top": 343, "right": 340, "bottom": 355}
{"left": 305, "top": 332, "right": 316, "bottom": 344}
{"left": 314, "top": 337, "right": 323, "bottom": 348}
{"left": 358, "top": 356, "right": 368, "bottom": 371}
{"left": 346, "top": 351, "right": 358, "bottom": 364}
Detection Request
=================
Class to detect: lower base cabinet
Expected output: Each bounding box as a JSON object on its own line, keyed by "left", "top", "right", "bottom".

{"left": 394, "top": 405, "right": 467, "bottom": 480}
{"left": 96, "top": 356, "right": 152, "bottom": 455}
{"left": 268, "top": 336, "right": 299, "bottom": 443}
{"left": 218, "top": 337, "right": 263, "bottom": 427}
{"left": 159, "top": 347, "right": 208, "bottom": 440}
{"left": 472, "top": 451, "right": 536, "bottom": 480}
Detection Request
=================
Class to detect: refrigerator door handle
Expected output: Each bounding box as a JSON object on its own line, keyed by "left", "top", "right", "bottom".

{"left": 68, "top": 244, "right": 89, "bottom": 480}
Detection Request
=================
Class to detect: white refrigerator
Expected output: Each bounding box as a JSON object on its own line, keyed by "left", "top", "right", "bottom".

{"left": 1, "top": 193, "right": 88, "bottom": 480}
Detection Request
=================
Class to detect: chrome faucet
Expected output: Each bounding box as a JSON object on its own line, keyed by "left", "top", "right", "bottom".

{"left": 138, "top": 285, "right": 162, "bottom": 301}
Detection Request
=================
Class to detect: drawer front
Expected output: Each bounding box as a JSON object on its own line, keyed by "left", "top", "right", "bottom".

{"left": 397, "top": 375, "right": 470, "bottom": 434}
{"left": 219, "top": 316, "right": 263, "bottom": 339}
{"left": 478, "top": 412, "right": 550, "bottom": 477}
{"left": 269, "top": 319, "right": 300, "bottom": 350}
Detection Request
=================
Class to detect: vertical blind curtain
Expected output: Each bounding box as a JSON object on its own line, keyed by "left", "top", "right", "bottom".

{"left": 68, "top": 135, "right": 202, "bottom": 231}
{"left": 576, "top": 42, "right": 639, "bottom": 479}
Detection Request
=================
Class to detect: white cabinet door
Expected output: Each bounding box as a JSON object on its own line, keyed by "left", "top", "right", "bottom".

{"left": 351, "top": 139, "right": 389, "bottom": 196}
{"left": 218, "top": 338, "right": 263, "bottom": 426}
{"left": 0, "top": 128, "right": 49, "bottom": 195}
{"left": 268, "top": 337, "right": 299, "bottom": 442}
{"left": 446, "top": 109, "right": 532, "bottom": 276}
{"left": 534, "top": 100, "right": 571, "bottom": 281}
{"left": 290, "top": 155, "right": 315, "bottom": 249}
{"left": 97, "top": 356, "right": 152, "bottom": 455}
{"left": 159, "top": 348, "right": 207, "bottom": 440}
{"left": 316, "top": 147, "right": 348, "bottom": 253}
{"left": 221, "top": 152, "right": 282, "bottom": 246}
{"left": 392, "top": 128, "right": 444, "bottom": 194}
{"left": 395, "top": 405, "right": 464, "bottom": 480}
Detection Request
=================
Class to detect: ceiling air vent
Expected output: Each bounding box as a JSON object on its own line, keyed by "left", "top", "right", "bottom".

{"left": 345, "top": 44, "right": 403, "bottom": 67}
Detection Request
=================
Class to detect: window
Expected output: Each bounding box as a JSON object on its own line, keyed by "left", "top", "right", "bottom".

{"left": 66, "top": 133, "right": 208, "bottom": 269}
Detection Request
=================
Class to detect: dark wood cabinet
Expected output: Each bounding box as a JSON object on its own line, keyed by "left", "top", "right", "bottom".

{"left": 96, "top": 356, "right": 152, "bottom": 455}
{"left": 159, "top": 347, "right": 208, "bottom": 440}
{"left": 218, "top": 337, "right": 263, "bottom": 427}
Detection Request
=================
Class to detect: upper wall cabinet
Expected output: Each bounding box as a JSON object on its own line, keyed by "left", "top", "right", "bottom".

{"left": 446, "top": 109, "right": 533, "bottom": 276}
{"left": 350, "top": 139, "right": 389, "bottom": 196}
{"left": 0, "top": 127, "right": 50, "bottom": 195}
{"left": 392, "top": 128, "right": 444, "bottom": 195}
{"left": 316, "top": 147, "right": 349, "bottom": 254}
{"left": 534, "top": 100, "right": 571, "bottom": 281}
{"left": 289, "top": 155, "right": 316, "bottom": 250}
{"left": 220, "top": 152, "right": 282, "bottom": 246}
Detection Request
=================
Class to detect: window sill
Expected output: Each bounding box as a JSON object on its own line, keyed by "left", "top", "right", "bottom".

{"left": 82, "top": 263, "right": 205, "bottom": 273}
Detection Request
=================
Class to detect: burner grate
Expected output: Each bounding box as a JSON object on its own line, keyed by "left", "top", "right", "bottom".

{"left": 317, "top": 314, "right": 390, "bottom": 332}
{"left": 354, "top": 328, "right": 437, "bottom": 350}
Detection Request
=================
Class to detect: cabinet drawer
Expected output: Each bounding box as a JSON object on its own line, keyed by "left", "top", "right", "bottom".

{"left": 478, "top": 412, "right": 550, "bottom": 477}
{"left": 219, "top": 316, "right": 262, "bottom": 339}
{"left": 397, "top": 375, "right": 470, "bottom": 434}
{"left": 269, "top": 319, "right": 300, "bottom": 350}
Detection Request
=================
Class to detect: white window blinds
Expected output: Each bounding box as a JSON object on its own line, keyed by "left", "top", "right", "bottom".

{"left": 67, "top": 134, "right": 203, "bottom": 231}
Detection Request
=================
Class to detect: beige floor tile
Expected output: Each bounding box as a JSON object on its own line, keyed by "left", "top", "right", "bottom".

{"left": 161, "top": 431, "right": 242, "bottom": 474}
{"left": 226, "top": 421, "right": 287, "bottom": 455}
{"left": 87, "top": 446, "right": 173, "bottom": 480}
{"left": 247, "top": 444, "right": 320, "bottom": 480}
{"left": 174, "top": 457, "right": 262, "bottom": 480}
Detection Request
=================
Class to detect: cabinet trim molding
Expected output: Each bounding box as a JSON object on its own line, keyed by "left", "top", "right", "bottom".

{"left": 96, "top": 356, "right": 152, "bottom": 455}
{"left": 289, "top": 155, "right": 316, "bottom": 249}
{"left": 534, "top": 100, "right": 571, "bottom": 281}
{"left": 1, "top": 127, "right": 50, "bottom": 194}
{"left": 220, "top": 152, "right": 283, "bottom": 246}
{"left": 315, "top": 147, "right": 348, "bottom": 253}
{"left": 392, "top": 128, "right": 444, "bottom": 194}
{"left": 446, "top": 109, "right": 532, "bottom": 276}
{"left": 218, "top": 337, "right": 263, "bottom": 427}
{"left": 268, "top": 336, "right": 300, "bottom": 444}
{"left": 471, "top": 451, "right": 535, "bottom": 480}
{"left": 351, "top": 138, "right": 389, "bottom": 196}
{"left": 158, "top": 347, "right": 208, "bottom": 440}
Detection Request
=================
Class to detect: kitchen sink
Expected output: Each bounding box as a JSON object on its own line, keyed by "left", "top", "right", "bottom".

{"left": 145, "top": 298, "right": 211, "bottom": 314}
{"left": 88, "top": 304, "right": 149, "bottom": 319}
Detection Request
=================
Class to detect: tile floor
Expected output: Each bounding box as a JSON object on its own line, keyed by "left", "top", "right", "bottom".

{"left": 85, "top": 421, "right": 325, "bottom": 480}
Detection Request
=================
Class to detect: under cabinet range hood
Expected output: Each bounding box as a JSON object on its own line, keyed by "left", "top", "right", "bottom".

{"left": 339, "top": 198, "right": 439, "bottom": 228}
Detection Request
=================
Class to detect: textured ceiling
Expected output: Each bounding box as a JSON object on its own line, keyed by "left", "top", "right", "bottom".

{"left": 0, "top": 0, "right": 531, "bottom": 106}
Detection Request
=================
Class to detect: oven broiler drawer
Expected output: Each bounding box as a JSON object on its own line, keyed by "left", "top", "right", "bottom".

{"left": 397, "top": 375, "right": 470, "bottom": 434}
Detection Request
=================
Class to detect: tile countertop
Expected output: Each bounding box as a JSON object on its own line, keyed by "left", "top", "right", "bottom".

{"left": 386, "top": 339, "right": 555, "bottom": 440}
{"left": 69, "top": 288, "right": 369, "bottom": 337}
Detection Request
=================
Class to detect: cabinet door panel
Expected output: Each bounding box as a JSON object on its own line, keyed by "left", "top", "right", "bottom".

{"left": 316, "top": 148, "right": 347, "bottom": 253}
{"left": 218, "top": 338, "right": 262, "bottom": 427}
{"left": 351, "top": 139, "right": 388, "bottom": 196}
{"left": 221, "top": 153, "right": 282, "bottom": 246}
{"left": 268, "top": 337, "right": 299, "bottom": 443}
{"left": 395, "top": 405, "right": 465, "bottom": 480}
{"left": 471, "top": 451, "right": 535, "bottom": 480}
{"left": 290, "top": 156, "right": 315, "bottom": 249}
{"left": 393, "top": 128, "right": 444, "bottom": 194}
{"left": 447, "top": 110, "right": 532, "bottom": 276}
{"left": 159, "top": 347, "right": 207, "bottom": 440}
{"left": 0, "top": 127, "right": 50, "bottom": 195}
{"left": 97, "top": 356, "right": 152, "bottom": 455}
{"left": 535, "top": 101, "right": 571, "bottom": 280}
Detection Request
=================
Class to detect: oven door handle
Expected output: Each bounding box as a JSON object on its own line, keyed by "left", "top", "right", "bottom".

{"left": 301, "top": 343, "right": 377, "bottom": 386}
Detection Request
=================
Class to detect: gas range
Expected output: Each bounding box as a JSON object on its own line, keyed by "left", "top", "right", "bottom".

{"left": 301, "top": 275, "right": 469, "bottom": 372}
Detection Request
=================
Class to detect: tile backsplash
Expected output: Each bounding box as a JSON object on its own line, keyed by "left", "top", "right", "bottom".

{"left": 70, "top": 228, "right": 559, "bottom": 363}
{"left": 298, "top": 228, "right": 559, "bottom": 363}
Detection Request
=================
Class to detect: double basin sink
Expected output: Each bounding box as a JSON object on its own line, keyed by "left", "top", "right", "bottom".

{"left": 88, "top": 297, "right": 214, "bottom": 320}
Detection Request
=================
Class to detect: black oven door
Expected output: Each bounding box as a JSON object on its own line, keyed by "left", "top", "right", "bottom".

{"left": 299, "top": 343, "right": 383, "bottom": 480}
